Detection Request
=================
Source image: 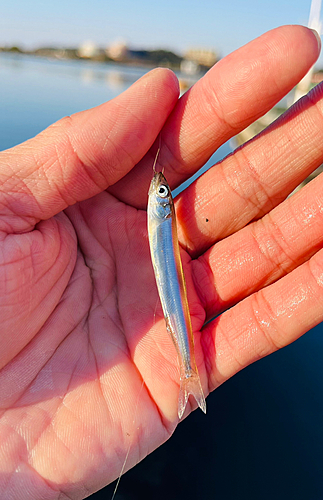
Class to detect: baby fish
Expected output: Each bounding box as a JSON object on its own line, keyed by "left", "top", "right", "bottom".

{"left": 147, "top": 172, "right": 206, "bottom": 419}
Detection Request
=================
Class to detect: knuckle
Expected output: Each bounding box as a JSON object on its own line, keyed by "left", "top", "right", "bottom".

{"left": 250, "top": 290, "right": 283, "bottom": 356}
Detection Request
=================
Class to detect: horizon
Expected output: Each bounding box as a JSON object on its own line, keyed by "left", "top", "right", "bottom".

{"left": 1, "top": 0, "right": 323, "bottom": 66}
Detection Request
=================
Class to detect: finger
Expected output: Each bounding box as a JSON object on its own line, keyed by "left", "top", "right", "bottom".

{"left": 191, "top": 172, "right": 323, "bottom": 320}
{"left": 201, "top": 246, "right": 323, "bottom": 392}
{"left": 0, "top": 68, "right": 179, "bottom": 233}
{"left": 176, "top": 76, "right": 323, "bottom": 257}
{"left": 108, "top": 25, "right": 320, "bottom": 208}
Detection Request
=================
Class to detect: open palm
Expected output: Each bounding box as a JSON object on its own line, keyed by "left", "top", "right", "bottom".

{"left": 1, "top": 26, "right": 323, "bottom": 499}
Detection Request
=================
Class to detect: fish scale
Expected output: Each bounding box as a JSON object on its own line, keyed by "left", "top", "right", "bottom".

{"left": 147, "top": 171, "right": 206, "bottom": 419}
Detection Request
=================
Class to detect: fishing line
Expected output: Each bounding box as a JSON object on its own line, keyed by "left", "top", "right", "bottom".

{"left": 152, "top": 134, "right": 162, "bottom": 174}
{"left": 111, "top": 142, "right": 162, "bottom": 498}
{"left": 110, "top": 377, "right": 145, "bottom": 500}
{"left": 110, "top": 303, "right": 159, "bottom": 500}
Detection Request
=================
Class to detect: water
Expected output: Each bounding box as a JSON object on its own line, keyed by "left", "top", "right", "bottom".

{"left": 0, "top": 52, "right": 150, "bottom": 150}
{"left": 1, "top": 53, "right": 323, "bottom": 500}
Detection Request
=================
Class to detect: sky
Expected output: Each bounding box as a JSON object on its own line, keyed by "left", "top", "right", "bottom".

{"left": 1, "top": 0, "right": 322, "bottom": 65}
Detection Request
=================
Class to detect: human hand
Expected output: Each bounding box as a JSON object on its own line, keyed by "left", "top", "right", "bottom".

{"left": 0, "top": 25, "right": 321, "bottom": 499}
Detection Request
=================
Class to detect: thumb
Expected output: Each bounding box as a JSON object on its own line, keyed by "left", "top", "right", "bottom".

{"left": 0, "top": 68, "right": 179, "bottom": 233}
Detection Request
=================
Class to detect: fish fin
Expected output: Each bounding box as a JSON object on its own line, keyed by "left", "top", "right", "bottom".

{"left": 178, "top": 369, "right": 207, "bottom": 419}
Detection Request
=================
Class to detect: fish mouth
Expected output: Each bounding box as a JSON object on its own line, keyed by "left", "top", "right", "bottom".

{"left": 148, "top": 171, "right": 168, "bottom": 196}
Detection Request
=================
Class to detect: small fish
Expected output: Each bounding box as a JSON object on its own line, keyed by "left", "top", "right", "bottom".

{"left": 147, "top": 172, "right": 206, "bottom": 419}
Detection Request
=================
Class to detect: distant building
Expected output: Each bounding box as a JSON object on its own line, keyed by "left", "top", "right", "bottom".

{"left": 77, "top": 41, "right": 101, "bottom": 59}
{"left": 106, "top": 41, "right": 182, "bottom": 68}
{"left": 180, "top": 59, "right": 199, "bottom": 75}
{"left": 312, "top": 71, "right": 323, "bottom": 84}
{"left": 106, "top": 40, "right": 128, "bottom": 61}
{"left": 183, "top": 48, "right": 217, "bottom": 68}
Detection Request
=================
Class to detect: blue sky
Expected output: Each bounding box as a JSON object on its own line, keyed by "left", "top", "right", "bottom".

{"left": 1, "top": 0, "right": 322, "bottom": 64}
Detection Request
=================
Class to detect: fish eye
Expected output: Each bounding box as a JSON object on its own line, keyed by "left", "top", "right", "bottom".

{"left": 158, "top": 185, "right": 168, "bottom": 198}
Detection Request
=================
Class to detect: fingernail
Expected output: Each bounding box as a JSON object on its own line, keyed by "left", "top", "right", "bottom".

{"left": 310, "top": 28, "right": 321, "bottom": 52}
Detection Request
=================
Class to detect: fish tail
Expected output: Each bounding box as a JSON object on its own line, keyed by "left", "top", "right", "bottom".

{"left": 178, "top": 369, "right": 207, "bottom": 419}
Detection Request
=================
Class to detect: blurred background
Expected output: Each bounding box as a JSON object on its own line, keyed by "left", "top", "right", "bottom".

{"left": 1, "top": 1, "right": 323, "bottom": 499}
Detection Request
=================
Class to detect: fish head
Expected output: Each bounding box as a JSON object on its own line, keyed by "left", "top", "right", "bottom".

{"left": 148, "top": 172, "right": 174, "bottom": 220}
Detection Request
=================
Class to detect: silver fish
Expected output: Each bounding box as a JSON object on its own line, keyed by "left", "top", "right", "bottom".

{"left": 147, "top": 172, "right": 206, "bottom": 419}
